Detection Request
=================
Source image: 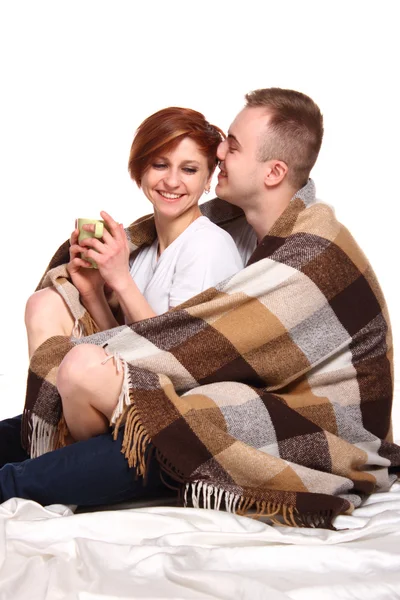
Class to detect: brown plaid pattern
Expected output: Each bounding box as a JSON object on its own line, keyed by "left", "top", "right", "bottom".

{"left": 23, "top": 181, "right": 400, "bottom": 528}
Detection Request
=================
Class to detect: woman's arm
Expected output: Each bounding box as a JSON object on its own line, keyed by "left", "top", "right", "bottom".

{"left": 79, "top": 289, "right": 119, "bottom": 330}
{"left": 111, "top": 278, "right": 156, "bottom": 323}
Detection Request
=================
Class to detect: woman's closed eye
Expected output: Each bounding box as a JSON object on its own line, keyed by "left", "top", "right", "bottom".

{"left": 152, "top": 164, "right": 198, "bottom": 174}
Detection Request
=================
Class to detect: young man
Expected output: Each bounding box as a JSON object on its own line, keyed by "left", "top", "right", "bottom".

{"left": 1, "top": 88, "right": 397, "bottom": 513}
{"left": 215, "top": 88, "right": 323, "bottom": 242}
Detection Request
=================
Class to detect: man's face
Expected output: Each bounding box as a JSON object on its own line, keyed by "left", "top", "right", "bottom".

{"left": 216, "top": 107, "right": 271, "bottom": 207}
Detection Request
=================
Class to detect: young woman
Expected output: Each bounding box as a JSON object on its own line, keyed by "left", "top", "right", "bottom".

{"left": 25, "top": 107, "right": 244, "bottom": 442}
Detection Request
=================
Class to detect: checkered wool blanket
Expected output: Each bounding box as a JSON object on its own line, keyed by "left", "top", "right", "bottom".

{"left": 23, "top": 181, "right": 400, "bottom": 528}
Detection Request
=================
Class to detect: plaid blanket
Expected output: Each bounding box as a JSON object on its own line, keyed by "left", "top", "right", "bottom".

{"left": 23, "top": 180, "right": 400, "bottom": 528}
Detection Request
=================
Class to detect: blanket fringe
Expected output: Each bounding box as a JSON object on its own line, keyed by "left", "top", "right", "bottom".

{"left": 78, "top": 312, "right": 100, "bottom": 337}
{"left": 71, "top": 314, "right": 99, "bottom": 338}
{"left": 106, "top": 354, "right": 156, "bottom": 478}
{"left": 119, "top": 404, "right": 151, "bottom": 474}
{"left": 106, "top": 353, "right": 131, "bottom": 426}
{"left": 55, "top": 414, "right": 70, "bottom": 449}
{"left": 184, "top": 481, "right": 336, "bottom": 529}
{"left": 72, "top": 318, "right": 84, "bottom": 338}
{"left": 29, "top": 413, "right": 58, "bottom": 458}
{"left": 185, "top": 481, "right": 240, "bottom": 513}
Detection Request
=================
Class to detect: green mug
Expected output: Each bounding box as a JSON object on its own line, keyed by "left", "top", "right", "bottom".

{"left": 77, "top": 218, "right": 105, "bottom": 268}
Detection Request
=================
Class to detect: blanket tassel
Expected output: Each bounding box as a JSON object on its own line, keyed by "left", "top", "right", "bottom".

{"left": 120, "top": 405, "right": 151, "bottom": 475}
{"left": 184, "top": 481, "right": 336, "bottom": 528}
{"left": 108, "top": 354, "right": 131, "bottom": 426}
{"left": 29, "top": 413, "right": 58, "bottom": 458}
{"left": 56, "top": 414, "right": 70, "bottom": 449}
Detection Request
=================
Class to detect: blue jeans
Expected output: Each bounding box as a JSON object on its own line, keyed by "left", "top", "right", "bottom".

{"left": 0, "top": 415, "right": 170, "bottom": 506}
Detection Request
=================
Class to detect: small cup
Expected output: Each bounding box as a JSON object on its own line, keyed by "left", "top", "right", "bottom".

{"left": 77, "top": 218, "right": 105, "bottom": 268}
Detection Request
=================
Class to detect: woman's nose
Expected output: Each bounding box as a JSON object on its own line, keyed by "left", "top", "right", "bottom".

{"left": 163, "top": 169, "right": 180, "bottom": 188}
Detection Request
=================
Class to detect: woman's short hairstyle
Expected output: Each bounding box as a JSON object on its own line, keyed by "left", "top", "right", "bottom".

{"left": 128, "top": 107, "right": 225, "bottom": 185}
{"left": 245, "top": 88, "right": 324, "bottom": 190}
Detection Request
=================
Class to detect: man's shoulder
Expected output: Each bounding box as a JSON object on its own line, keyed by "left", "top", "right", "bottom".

{"left": 294, "top": 200, "right": 342, "bottom": 240}
{"left": 296, "top": 201, "right": 369, "bottom": 266}
{"left": 252, "top": 199, "right": 370, "bottom": 277}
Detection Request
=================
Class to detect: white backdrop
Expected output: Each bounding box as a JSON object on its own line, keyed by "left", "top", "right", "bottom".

{"left": 0, "top": 1, "right": 399, "bottom": 434}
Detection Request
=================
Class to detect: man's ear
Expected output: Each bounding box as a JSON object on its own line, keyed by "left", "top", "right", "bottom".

{"left": 264, "top": 161, "right": 288, "bottom": 188}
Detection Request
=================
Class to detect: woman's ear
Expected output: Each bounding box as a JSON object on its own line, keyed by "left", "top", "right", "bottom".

{"left": 205, "top": 172, "right": 213, "bottom": 193}
{"left": 264, "top": 160, "right": 288, "bottom": 188}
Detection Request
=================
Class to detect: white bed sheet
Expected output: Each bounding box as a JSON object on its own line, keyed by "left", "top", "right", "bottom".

{"left": 1, "top": 482, "right": 400, "bottom": 600}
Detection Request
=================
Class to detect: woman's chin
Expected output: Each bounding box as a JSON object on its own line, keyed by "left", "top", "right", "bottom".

{"left": 155, "top": 202, "right": 201, "bottom": 222}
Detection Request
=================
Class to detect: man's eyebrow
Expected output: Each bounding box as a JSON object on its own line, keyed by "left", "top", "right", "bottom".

{"left": 227, "top": 133, "right": 241, "bottom": 147}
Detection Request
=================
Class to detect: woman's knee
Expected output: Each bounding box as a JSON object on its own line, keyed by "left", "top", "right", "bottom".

{"left": 57, "top": 344, "right": 106, "bottom": 395}
{"left": 25, "top": 288, "right": 65, "bottom": 325}
{"left": 25, "top": 289, "right": 47, "bottom": 325}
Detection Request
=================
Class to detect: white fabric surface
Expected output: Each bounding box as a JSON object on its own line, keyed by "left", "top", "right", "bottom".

{"left": 129, "top": 216, "right": 244, "bottom": 314}
{"left": 1, "top": 481, "right": 400, "bottom": 600}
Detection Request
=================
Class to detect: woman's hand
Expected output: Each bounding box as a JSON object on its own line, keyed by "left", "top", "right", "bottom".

{"left": 67, "top": 227, "right": 106, "bottom": 299}
{"left": 78, "top": 211, "right": 131, "bottom": 293}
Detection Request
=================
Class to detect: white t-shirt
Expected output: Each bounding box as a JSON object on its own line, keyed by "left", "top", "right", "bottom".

{"left": 129, "top": 216, "right": 244, "bottom": 315}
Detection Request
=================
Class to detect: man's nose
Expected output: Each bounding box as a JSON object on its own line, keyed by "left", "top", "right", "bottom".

{"left": 217, "top": 140, "right": 227, "bottom": 161}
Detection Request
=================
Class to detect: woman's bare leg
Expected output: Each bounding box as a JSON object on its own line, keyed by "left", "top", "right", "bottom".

{"left": 25, "top": 288, "right": 76, "bottom": 358}
{"left": 57, "top": 344, "right": 124, "bottom": 441}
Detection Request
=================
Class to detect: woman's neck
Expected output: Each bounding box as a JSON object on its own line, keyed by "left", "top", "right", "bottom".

{"left": 155, "top": 205, "right": 202, "bottom": 255}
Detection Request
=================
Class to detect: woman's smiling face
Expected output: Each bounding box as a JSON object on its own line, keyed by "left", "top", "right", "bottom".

{"left": 140, "top": 137, "right": 212, "bottom": 220}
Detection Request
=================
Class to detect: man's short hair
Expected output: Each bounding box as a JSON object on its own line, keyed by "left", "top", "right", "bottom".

{"left": 245, "top": 88, "right": 324, "bottom": 190}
